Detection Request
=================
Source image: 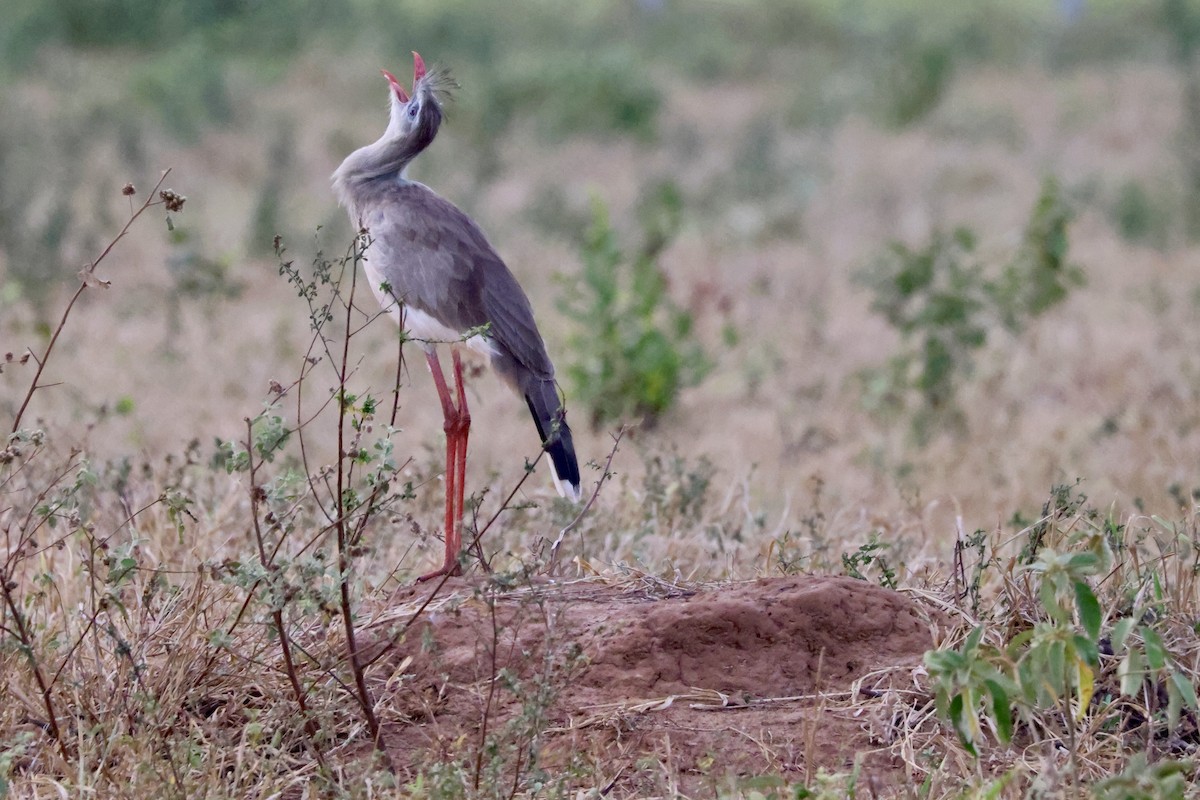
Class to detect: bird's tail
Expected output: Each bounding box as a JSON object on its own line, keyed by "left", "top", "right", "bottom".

{"left": 523, "top": 378, "right": 582, "bottom": 502}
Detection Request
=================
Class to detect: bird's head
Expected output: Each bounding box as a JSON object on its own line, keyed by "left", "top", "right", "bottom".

{"left": 381, "top": 51, "right": 449, "bottom": 145}
{"left": 331, "top": 51, "right": 455, "bottom": 201}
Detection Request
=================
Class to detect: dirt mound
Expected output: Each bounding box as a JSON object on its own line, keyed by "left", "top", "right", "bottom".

{"left": 368, "top": 575, "right": 935, "bottom": 794}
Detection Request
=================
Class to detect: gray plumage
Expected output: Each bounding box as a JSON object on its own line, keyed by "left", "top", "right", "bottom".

{"left": 332, "top": 56, "right": 581, "bottom": 502}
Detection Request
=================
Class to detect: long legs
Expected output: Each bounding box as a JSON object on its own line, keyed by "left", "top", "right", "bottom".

{"left": 417, "top": 348, "right": 471, "bottom": 582}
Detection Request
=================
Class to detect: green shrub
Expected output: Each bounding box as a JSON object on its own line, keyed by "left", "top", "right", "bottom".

{"left": 1111, "top": 179, "right": 1172, "bottom": 248}
{"left": 860, "top": 177, "right": 1084, "bottom": 443}
{"left": 558, "top": 184, "right": 709, "bottom": 430}
{"left": 876, "top": 37, "right": 955, "bottom": 128}
{"left": 989, "top": 177, "right": 1086, "bottom": 327}
{"left": 925, "top": 485, "right": 1198, "bottom": 779}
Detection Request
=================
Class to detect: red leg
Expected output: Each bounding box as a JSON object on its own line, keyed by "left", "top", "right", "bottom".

{"left": 417, "top": 349, "right": 465, "bottom": 582}
{"left": 451, "top": 350, "right": 471, "bottom": 560}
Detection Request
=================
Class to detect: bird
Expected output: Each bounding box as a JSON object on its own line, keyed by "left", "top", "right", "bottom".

{"left": 332, "top": 52, "right": 582, "bottom": 582}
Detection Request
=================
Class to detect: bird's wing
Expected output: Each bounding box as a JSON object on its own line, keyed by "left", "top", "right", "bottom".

{"left": 364, "top": 183, "right": 553, "bottom": 378}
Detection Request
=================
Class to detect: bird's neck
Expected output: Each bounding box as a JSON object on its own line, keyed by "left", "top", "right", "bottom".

{"left": 332, "top": 135, "right": 424, "bottom": 218}
{"left": 334, "top": 90, "right": 444, "bottom": 220}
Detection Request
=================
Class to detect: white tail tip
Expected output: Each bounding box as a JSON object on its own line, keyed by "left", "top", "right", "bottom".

{"left": 549, "top": 460, "right": 582, "bottom": 503}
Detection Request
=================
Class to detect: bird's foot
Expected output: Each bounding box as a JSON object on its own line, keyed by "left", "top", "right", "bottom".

{"left": 415, "top": 560, "right": 463, "bottom": 584}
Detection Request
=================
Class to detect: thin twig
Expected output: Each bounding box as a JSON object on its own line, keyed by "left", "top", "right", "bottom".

{"left": 473, "top": 592, "right": 502, "bottom": 791}
{"left": 547, "top": 425, "right": 626, "bottom": 571}
{"left": 0, "top": 580, "right": 69, "bottom": 761}
{"left": 333, "top": 235, "right": 390, "bottom": 768}
{"left": 11, "top": 170, "right": 173, "bottom": 433}
{"left": 245, "top": 417, "right": 328, "bottom": 770}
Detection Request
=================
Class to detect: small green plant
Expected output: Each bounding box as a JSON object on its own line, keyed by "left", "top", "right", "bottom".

{"left": 1016, "top": 479, "right": 1093, "bottom": 564}
{"left": 1013, "top": 542, "right": 1107, "bottom": 735}
{"left": 861, "top": 177, "right": 1084, "bottom": 443}
{"left": 988, "top": 177, "right": 1086, "bottom": 328}
{"left": 925, "top": 486, "right": 1198, "bottom": 784}
{"left": 1110, "top": 616, "right": 1200, "bottom": 734}
{"left": 559, "top": 184, "right": 710, "bottom": 429}
{"left": 840, "top": 533, "right": 898, "bottom": 589}
{"left": 925, "top": 625, "right": 1017, "bottom": 757}
{"left": 926, "top": 528, "right": 1107, "bottom": 757}
{"left": 860, "top": 225, "right": 989, "bottom": 440}
{"left": 794, "top": 760, "right": 864, "bottom": 799}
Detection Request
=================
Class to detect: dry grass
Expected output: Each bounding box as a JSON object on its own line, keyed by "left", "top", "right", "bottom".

{"left": 2, "top": 29, "right": 1200, "bottom": 799}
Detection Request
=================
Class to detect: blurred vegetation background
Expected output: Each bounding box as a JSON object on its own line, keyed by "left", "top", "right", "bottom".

{"left": 2, "top": 0, "right": 1200, "bottom": 515}
{"left": 3, "top": 0, "right": 1197, "bottom": 303}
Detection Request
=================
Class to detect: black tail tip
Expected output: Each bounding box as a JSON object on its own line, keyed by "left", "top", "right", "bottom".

{"left": 525, "top": 392, "right": 582, "bottom": 501}
{"left": 546, "top": 434, "right": 581, "bottom": 502}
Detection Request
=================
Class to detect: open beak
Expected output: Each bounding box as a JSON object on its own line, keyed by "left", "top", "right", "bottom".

{"left": 411, "top": 51, "right": 426, "bottom": 86}
{"left": 381, "top": 68, "right": 408, "bottom": 103}
{"left": 381, "top": 52, "right": 426, "bottom": 104}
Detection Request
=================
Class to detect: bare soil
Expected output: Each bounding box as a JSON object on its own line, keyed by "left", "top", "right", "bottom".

{"left": 367, "top": 574, "right": 936, "bottom": 795}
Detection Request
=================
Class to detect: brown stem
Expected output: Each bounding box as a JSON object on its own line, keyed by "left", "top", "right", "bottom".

{"left": 11, "top": 170, "right": 172, "bottom": 433}
{"left": 0, "top": 580, "right": 69, "bottom": 761}
{"left": 334, "top": 236, "right": 390, "bottom": 767}
{"left": 390, "top": 323, "right": 406, "bottom": 428}
{"left": 244, "top": 418, "right": 328, "bottom": 769}
{"left": 473, "top": 592, "right": 501, "bottom": 791}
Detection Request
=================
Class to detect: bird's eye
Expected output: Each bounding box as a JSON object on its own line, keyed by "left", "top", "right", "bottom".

{"left": 408, "top": 102, "right": 419, "bottom": 118}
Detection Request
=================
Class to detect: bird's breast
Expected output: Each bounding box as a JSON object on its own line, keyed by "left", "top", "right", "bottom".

{"left": 362, "top": 257, "right": 496, "bottom": 358}
{"left": 402, "top": 305, "right": 497, "bottom": 358}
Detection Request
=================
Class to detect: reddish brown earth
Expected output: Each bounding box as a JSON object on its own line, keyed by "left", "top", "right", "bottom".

{"left": 365, "top": 575, "right": 936, "bottom": 795}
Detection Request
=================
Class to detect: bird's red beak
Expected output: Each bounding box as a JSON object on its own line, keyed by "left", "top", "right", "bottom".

{"left": 412, "top": 51, "right": 426, "bottom": 86}
{"left": 381, "top": 68, "right": 409, "bottom": 103}
{"left": 381, "top": 52, "right": 426, "bottom": 104}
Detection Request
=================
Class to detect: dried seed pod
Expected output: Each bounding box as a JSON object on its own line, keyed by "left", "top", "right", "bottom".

{"left": 159, "top": 189, "right": 187, "bottom": 212}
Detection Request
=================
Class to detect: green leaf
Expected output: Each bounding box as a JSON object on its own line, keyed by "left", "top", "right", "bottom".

{"left": 1142, "top": 626, "right": 1167, "bottom": 672}
{"left": 1005, "top": 628, "right": 1036, "bottom": 654}
{"left": 1150, "top": 515, "right": 1176, "bottom": 534}
{"left": 1038, "top": 577, "right": 1062, "bottom": 621}
{"left": 1168, "top": 678, "right": 1183, "bottom": 731}
{"left": 948, "top": 693, "right": 978, "bottom": 757}
{"left": 1016, "top": 657, "right": 1038, "bottom": 704}
{"left": 1119, "top": 649, "right": 1144, "bottom": 697}
{"left": 977, "top": 771, "right": 1017, "bottom": 799}
{"left": 1047, "top": 640, "right": 1067, "bottom": 697}
{"left": 1110, "top": 617, "right": 1135, "bottom": 652}
{"left": 1072, "top": 580, "right": 1102, "bottom": 640}
{"left": 1064, "top": 552, "right": 1101, "bottom": 575}
{"left": 1073, "top": 654, "right": 1094, "bottom": 720}
{"left": 1170, "top": 670, "right": 1198, "bottom": 710}
{"left": 1072, "top": 633, "right": 1100, "bottom": 667}
{"left": 963, "top": 624, "right": 985, "bottom": 653}
{"left": 984, "top": 679, "right": 1012, "bottom": 743}
{"left": 925, "top": 648, "right": 964, "bottom": 673}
